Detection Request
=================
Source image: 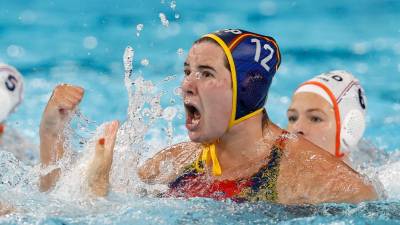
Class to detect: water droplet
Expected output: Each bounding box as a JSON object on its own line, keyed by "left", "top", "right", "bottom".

{"left": 195, "top": 71, "right": 201, "bottom": 79}
{"left": 174, "top": 87, "right": 182, "bottom": 96}
{"left": 279, "top": 96, "right": 289, "bottom": 104}
{"left": 170, "top": 1, "right": 176, "bottom": 10}
{"left": 142, "top": 108, "right": 151, "bottom": 117}
{"left": 162, "top": 106, "right": 177, "bottom": 121}
{"left": 136, "top": 24, "right": 144, "bottom": 36}
{"left": 163, "top": 75, "right": 176, "bottom": 81}
{"left": 177, "top": 48, "right": 184, "bottom": 56}
{"left": 136, "top": 23, "right": 144, "bottom": 31}
{"left": 159, "top": 13, "right": 169, "bottom": 27}
{"left": 141, "top": 59, "right": 149, "bottom": 66}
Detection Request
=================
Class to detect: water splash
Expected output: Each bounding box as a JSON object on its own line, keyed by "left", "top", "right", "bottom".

{"left": 108, "top": 46, "right": 167, "bottom": 194}
{"left": 170, "top": 1, "right": 176, "bottom": 10}
{"left": 136, "top": 24, "right": 144, "bottom": 37}
{"left": 159, "top": 13, "right": 169, "bottom": 27}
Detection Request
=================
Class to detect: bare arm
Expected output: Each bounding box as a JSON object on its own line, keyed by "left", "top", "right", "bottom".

{"left": 138, "top": 142, "right": 201, "bottom": 184}
{"left": 39, "top": 84, "right": 84, "bottom": 192}
{"left": 87, "top": 121, "right": 119, "bottom": 197}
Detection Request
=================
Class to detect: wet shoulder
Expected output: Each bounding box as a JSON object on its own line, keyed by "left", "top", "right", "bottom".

{"left": 277, "top": 135, "right": 374, "bottom": 204}
{"left": 138, "top": 141, "right": 201, "bottom": 184}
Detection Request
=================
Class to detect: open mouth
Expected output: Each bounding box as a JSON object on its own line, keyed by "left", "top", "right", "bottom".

{"left": 184, "top": 103, "right": 201, "bottom": 131}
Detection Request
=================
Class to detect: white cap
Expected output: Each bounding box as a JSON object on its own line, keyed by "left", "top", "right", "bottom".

{"left": 294, "top": 70, "right": 367, "bottom": 157}
{"left": 0, "top": 63, "right": 24, "bottom": 122}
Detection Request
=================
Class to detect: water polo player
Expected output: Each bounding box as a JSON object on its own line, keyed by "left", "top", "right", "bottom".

{"left": 0, "top": 63, "right": 23, "bottom": 136}
{"left": 287, "top": 71, "right": 368, "bottom": 166}
{"left": 39, "top": 29, "right": 377, "bottom": 204}
{"left": 0, "top": 63, "right": 33, "bottom": 164}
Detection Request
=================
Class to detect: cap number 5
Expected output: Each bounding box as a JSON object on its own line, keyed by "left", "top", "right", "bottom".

{"left": 5, "top": 74, "right": 18, "bottom": 91}
{"left": 251, "top": 38, "right": 274, "bottom": 72}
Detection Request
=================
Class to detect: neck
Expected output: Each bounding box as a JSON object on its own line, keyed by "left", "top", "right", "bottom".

{"left": 215, "top": 113, "right": 279, "bottom": 170}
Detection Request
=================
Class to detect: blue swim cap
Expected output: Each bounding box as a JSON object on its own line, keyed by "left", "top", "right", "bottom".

{"left": 203, "top": 29, "right": 281, "bottom": 128}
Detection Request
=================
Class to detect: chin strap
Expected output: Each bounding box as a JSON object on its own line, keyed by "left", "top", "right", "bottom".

{"left": 193, "top": 109, "right": 265, "bottom": 176}
{"left": 195, "top": 142, "right": 222, "bottom": 176}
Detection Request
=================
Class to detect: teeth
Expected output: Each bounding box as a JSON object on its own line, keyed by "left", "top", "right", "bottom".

{"left": 191, "top": 117, "right": 200, "bottom": 126}
{"left": 193, "top": 110, "right": 200, "bottom": 119}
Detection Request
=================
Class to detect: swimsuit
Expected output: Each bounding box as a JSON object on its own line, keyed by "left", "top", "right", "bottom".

{"left": 166, "top": 131, "right": 289, "bottom": 202}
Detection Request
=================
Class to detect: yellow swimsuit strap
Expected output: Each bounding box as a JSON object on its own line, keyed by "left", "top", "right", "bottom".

{"left": 194, "top": 143, "right": 222, "bottom": 176}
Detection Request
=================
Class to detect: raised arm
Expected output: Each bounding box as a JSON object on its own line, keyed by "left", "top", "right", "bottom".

{"left": 39, "top": 84, "right": 84, "bottom": 192}
{"left": 87, "top": 121, "right": 119, "bottom": 197}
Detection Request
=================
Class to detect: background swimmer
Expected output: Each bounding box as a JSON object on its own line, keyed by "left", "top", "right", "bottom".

{"left": 39, "top": 29, "right": 377, "bottom": 204}
{"left": 0, "top": 63, "right": 23, "bottom": 134}
{"left": 286, "top": 71, "right": 399, "bottom": 198}
{"left": 0, "top": 63, "right": 34, "bottom": 164}
{"left": 286, "top": 71, "right": 370, "bottom": 167}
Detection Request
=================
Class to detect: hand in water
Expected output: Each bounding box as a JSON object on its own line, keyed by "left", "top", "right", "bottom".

{"left": 87, "top": 120, "right": 119, "bottom": 197}
{"left": 40, "top": 84, "right": 84, "bottom": 134}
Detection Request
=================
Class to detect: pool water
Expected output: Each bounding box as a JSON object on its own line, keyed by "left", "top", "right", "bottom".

{"left": 1, "top": 0, "right": 400, "bottom": 224}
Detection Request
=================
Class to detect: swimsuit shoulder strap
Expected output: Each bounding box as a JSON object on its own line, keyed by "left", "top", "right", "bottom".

{"left": 235, "top": 130, "right": 289, "bottom": 202}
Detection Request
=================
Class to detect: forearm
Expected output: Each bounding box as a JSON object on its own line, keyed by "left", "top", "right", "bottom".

{"left": 88, "top": 170, "right": 109, "bottom": 197}
{"left": 39, "top": 125, "right": 65, "bottom": 192}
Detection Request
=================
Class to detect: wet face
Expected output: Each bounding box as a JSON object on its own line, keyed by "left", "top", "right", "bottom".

{"left": 181, "top": 42, "right": 232, "bottom": 143}
{"left": 287, "top": 92, "right": 336, "bottom": 155}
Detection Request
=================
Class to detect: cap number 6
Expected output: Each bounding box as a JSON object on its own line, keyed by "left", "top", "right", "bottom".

{"left": 251, "top": 38, "right": 274, "bottom": 72}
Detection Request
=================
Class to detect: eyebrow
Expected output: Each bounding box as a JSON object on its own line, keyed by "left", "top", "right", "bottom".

{"left": 198, "top": 65, "right": 217, "bottom": 72}
{"left": 183, "top": 62, "right": 217, "bottom": 73}
{"left": 287, "top": 108, "right": 296, "bottom": 113}
{"left": 306, "top": 108, "right": 327, "bottom": 115}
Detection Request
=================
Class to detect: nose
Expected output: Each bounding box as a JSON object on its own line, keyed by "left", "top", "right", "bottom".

{"left": 181, "top": 73, "right": 198, "bottom": 97}
{"left": 290, "top": 120, "right": 307, "bottom": 136}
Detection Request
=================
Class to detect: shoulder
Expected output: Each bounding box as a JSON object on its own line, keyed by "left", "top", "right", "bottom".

{"left": 278, "top": 134, "right": 377, "bottom": 204}
{"left": 138, "top": 141, "right": 202, "bottom": 184}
